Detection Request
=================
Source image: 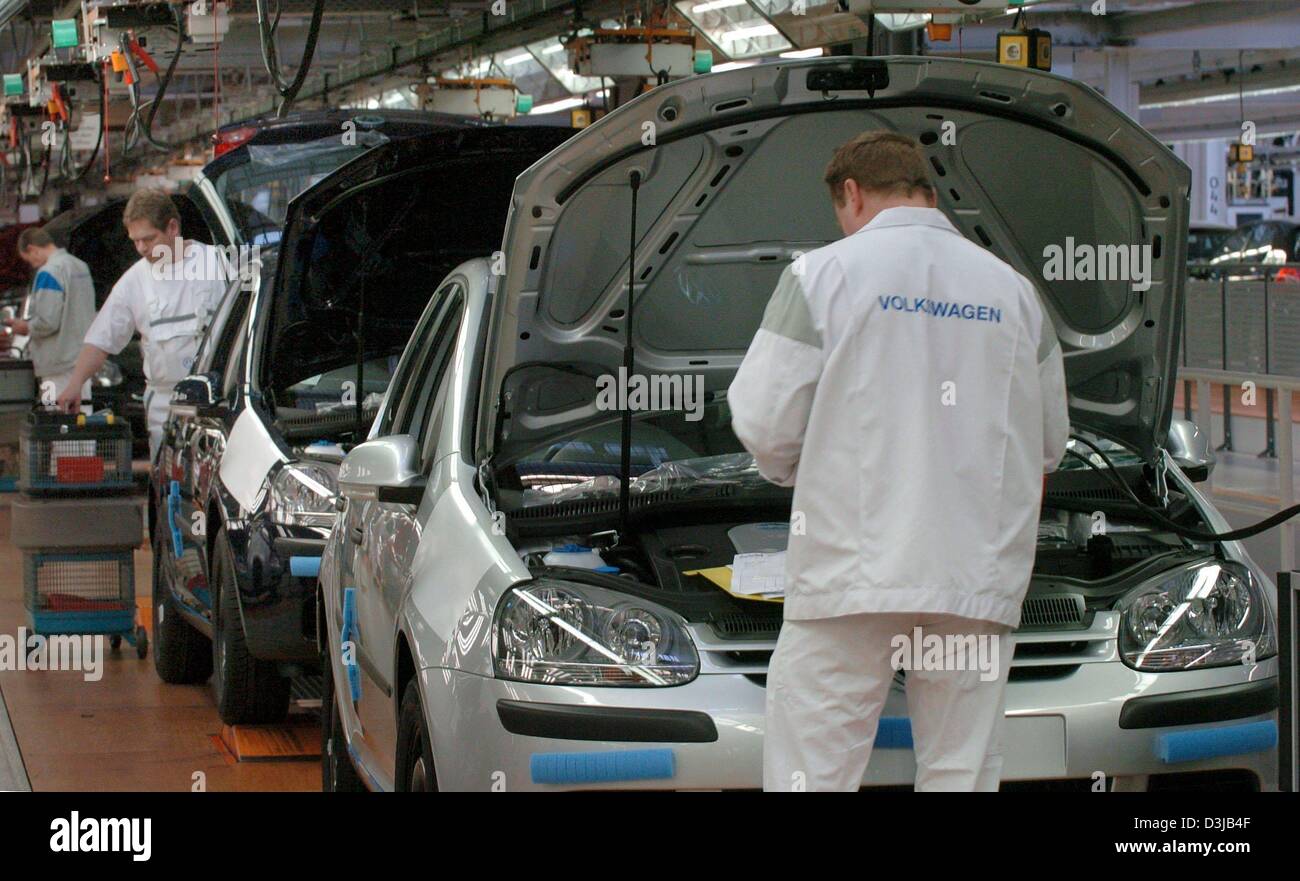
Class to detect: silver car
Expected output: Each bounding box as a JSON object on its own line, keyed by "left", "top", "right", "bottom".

{"left": 317, "top": 56, "right": 1279, "bottom": 791}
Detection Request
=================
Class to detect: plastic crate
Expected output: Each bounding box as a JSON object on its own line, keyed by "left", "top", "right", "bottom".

{"left": 23, "top": 548, "right": 135, "bottom": 636}
{"left": 18, "top": 410, "right": 133, "bottom": 495}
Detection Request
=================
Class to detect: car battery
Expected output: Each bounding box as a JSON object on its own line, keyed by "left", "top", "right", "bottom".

{"left": 19, "top": 410, "right": 133, "bottom": 495}
{"left": 0, "top": 360, "right": 35, "bottom": 405}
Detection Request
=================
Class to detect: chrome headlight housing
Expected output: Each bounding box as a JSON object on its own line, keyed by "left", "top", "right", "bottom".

{"left": 1117, "top": 561, "right": 1276, "bottom": 671}
{"left": 266, "top": 462, "right": 338, "bottom": 527}
{"left": 493, "top": 580, "right": 699, "bottom": 686}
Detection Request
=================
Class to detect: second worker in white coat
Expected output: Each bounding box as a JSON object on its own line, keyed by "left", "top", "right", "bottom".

{"left": 56, "top": 189, "right": 230, "bottom": 460}
{"left": 729, "top": 131, "right": 1070, "bottom": 792}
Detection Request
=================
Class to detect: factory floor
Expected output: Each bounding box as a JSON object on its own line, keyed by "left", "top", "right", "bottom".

{"left": 0, "top": 489, "right": 319, "bottom": 792}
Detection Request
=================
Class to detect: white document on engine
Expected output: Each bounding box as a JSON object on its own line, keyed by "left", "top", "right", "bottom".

{"left": 731, "top": 552, "right": 787, "bottom": 597}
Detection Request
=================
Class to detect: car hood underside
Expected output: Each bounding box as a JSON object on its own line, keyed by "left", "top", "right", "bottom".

{"left": 484, "top": 56, "right": 1191, "bottom": 463}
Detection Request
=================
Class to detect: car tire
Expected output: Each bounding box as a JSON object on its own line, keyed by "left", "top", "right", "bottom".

{"left": 151, "top": 530, "right": 212, "bottom": 684}
{"left": 321, "top": 634, "right": 365, "bottom": 792}
{"left": 394, "top": 679, "right": 437, "bottom": 792}
{"left": 211, "top": 529, "right": 290, "bottom": 725}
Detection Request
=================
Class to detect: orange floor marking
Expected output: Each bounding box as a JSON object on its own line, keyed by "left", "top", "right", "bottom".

{"left": 219, "top": 716, "right": 321, "bottom": 762}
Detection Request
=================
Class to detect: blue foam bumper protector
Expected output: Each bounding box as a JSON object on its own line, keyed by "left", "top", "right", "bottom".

{"left": 340, "top": 588, "right": 361, "bottom": 702}
{"left": 530, "top": 749, "right": 676, "bottom": 785}
{"left": 167, "top": 481, "right": 184, "bottom": 558}
{"left": 875, "top": 717, "right": 913, "bottom": 749}
{"left": 289, "top": 556, "right": 321, "bottom": 577}
{"left": 1155, "top": 720, "right": 1277, "bottom": 764}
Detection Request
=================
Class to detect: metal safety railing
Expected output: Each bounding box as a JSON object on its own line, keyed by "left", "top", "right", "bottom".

{"left": 1178, "top": 263, "right": 1300, "bottom": 571}
{"left": 1177, "top": 366, "right": 1298, "bottom": 572}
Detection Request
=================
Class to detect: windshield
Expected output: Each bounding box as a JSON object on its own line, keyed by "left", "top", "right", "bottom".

{"left": 208, "top": 137, "right": 383, "bottom": 245}
{"left": 492, "top": 365, "right": 1147, "bottom": 511}
{"left": 497, "top": 388, "right": 757, "bottom": 511}
{"left": 276, "top": 358, "right": 396, "bottom": 417}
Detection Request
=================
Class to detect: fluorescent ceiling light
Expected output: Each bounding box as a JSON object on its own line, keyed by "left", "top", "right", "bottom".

{"left": 503, "top": 53, "right": 532, "bottom": 66}
{"left": 692, "top": 0, "right": 747, "bottom": 11}
{"left": 722, "top": 24, "right": 779, "bottom": 42}
{"left": 875, "top": 12, "right": 930, "bottom": 32}
{"left": 530, "top": 96, "right": 585, "bottom": 114}
{"left": 780, "top": 48, "right": 824, "bottom": 59}
{"left": 1142, "top": 82, "right": 1300, "bottom": 110}
{"left": 712, "top": 60, "right": 758, "bottom": 72}
{"left": 542, "top": 42, "right": 566, "bottom": 55}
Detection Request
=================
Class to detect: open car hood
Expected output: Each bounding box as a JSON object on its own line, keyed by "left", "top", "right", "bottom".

{"left": 483, "top": 56, "right": 1190, "bottom": 464}
{"left": 257, "top": 125, "right": 574, "bottom": 400}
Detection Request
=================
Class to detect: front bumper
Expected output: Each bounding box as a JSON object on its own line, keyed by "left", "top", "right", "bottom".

{"left": 421, "top": 657, "right": 1279, "bottom": 791}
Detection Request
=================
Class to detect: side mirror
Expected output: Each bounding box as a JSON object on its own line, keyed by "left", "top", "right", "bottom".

{"left": 170, "top": 374, "right": 223, "bottom": 418}
{"left": 1167, "top": 418, "right": 1215, "bottom": 482}
{"left": 338, "top": 435, "right": 426, "bottom": 504}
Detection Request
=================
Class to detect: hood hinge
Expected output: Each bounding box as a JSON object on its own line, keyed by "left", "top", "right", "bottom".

{"left": 1153, "top": 449, "right": 1171, "bottom": 508}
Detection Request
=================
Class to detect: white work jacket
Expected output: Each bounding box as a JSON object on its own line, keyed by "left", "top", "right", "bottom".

{"left": 85, "top": 241, "right": 230, "bottom": 395}
{"left": 729, "top": 206, "right": 1070, "bottom": 628}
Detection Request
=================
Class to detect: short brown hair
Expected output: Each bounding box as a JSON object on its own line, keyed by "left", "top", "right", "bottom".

{"left": 17, "top": 227, "right": 53, "bottom": 251}
{"left": 824, "top": 131, "right": 935, "bottom": 204}
{"left": 123, "top": 188, "right": 180, "bottom": 232}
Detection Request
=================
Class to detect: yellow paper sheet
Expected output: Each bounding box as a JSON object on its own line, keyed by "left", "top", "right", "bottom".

{"left": 684, "top": 566, "right": 784, "bottom": 604}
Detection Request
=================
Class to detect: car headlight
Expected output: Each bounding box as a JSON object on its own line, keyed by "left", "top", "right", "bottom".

{"left": 493, "top": 579, "right": 699, "bottom": 686}
{"left": 266, "top": 462, "right": 338, "bottom": 527}
{"left": 1117, "top": 561, "right": 1276, "bottom": 671}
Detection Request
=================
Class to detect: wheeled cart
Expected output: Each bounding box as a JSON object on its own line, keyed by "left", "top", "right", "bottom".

{"left": 10, "top": 412, "right": 147, "bottom": 658}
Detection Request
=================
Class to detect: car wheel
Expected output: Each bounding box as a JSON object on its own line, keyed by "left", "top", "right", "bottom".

{"left": 321, "top": 634, "right": 365, "bottom": 792}
{"left": 211, "top": 529, "right": 290, "bottom": 725}
{"left": 394, "top": 679, "right": 437, "bottom": 792}
{"left": 151, "top": 530, "right": 212, "bottom": 684}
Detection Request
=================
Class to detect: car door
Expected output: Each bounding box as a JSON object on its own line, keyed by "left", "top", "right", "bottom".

{"left": 164, "top": 282, "right": 250, "bottom": 617}
{"left": 338, "top": 279, "right": 463, "bottom": 764}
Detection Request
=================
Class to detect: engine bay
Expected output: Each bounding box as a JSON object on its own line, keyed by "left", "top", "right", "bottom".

{"left": 516, "top": 499, "right": 1212, "bottom": 640}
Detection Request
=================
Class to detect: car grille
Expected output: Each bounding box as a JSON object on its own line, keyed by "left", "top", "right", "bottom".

{"left": 1018, "top": 593, "right": 1087, "bottom": 630}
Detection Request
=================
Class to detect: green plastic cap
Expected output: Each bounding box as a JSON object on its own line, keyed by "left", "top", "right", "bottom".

{"left": 515, "top": 94, "right": 533, "bottom": 114}
{"left": 3, "top": 74, "right": 22, "bottom": 97}
{"left": 694, "top": 50, "right": 713, "bottom": 75}
{"left": 51, "top": 19, "right": 79, "bottom": 50}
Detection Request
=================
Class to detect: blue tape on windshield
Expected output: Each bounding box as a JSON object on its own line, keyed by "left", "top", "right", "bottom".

{"left": 167, "top": 481, "right": 184, "bottom": 558}
{"left": 1155, "top": 720, "right": 1276, "bottom": 764}
{"left": 530, "top": 749, "right": 675, "bottom": 785}
{"left": 290, "top": 556, "right": 321, "bottom": 578}
{"left": 341, "top": 588, "right": 361, "bottom": 703}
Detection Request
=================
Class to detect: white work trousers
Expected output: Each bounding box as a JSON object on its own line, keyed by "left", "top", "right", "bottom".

{"left": 764, "top": 612, "right": 1013, "bottom": 792}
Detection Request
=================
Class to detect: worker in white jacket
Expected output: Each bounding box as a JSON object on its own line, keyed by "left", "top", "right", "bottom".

{"left": 55, "top": 189, "right": 230, "bottom": 459}
{"left": 729, "top": 131, "right": 1070, "bottom": 792}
